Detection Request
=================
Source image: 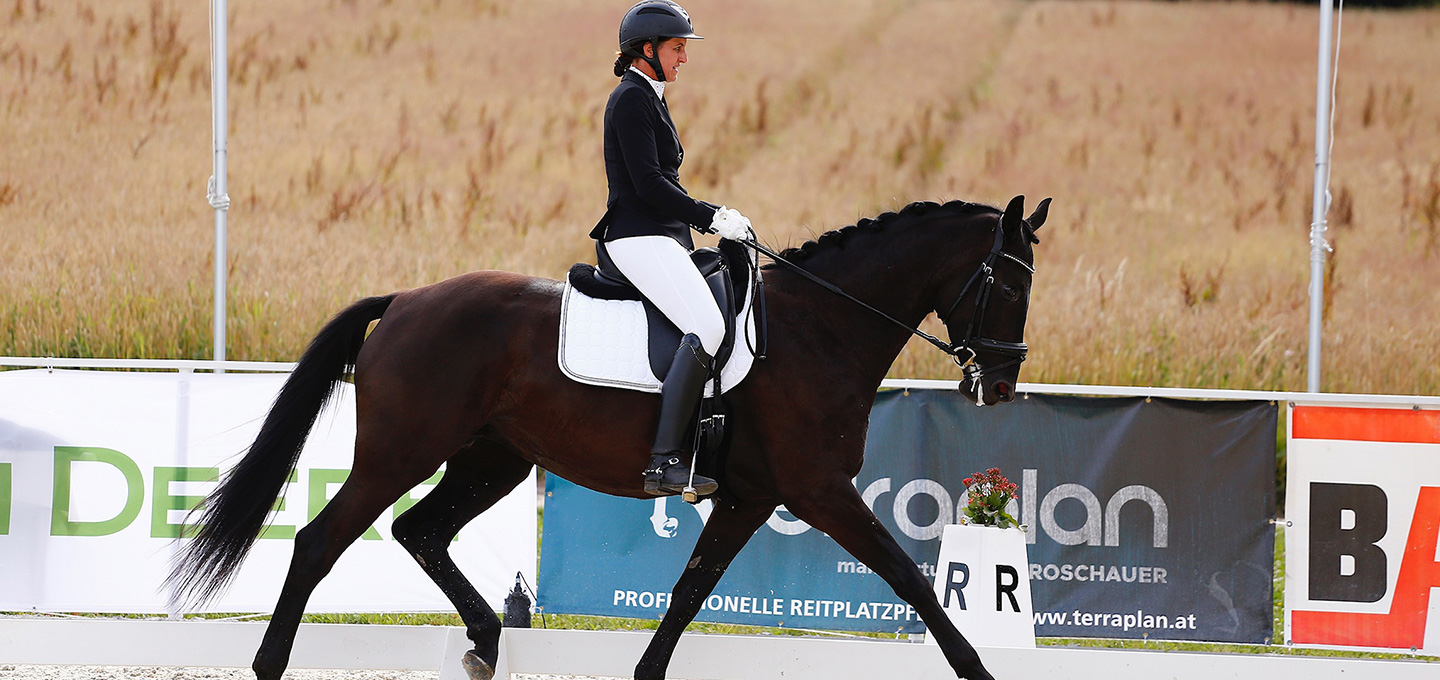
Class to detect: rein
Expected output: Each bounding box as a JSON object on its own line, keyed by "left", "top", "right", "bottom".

{"left": 738, "top": 219, "right": 1032, "bottom": 388}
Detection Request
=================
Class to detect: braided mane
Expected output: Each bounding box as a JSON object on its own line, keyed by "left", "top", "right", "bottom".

{"left": 769, "top": 200, "right": 1001, "bottom": 267}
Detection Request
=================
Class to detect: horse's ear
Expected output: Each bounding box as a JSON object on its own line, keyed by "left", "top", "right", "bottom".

{"left": 1001, "top": 195, "right": 1025, "bottom": 234}
{"left": 1026, "top": 197, "right": 1052, "bottom": 232}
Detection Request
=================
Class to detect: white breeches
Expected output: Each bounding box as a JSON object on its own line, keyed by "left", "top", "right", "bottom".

{"left": 605, "top": 235, "right": 726, "bottom": 357}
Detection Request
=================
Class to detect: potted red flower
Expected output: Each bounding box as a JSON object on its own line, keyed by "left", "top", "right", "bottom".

{"left": 960, "top": 467, "right": 1021, "bottom": 530}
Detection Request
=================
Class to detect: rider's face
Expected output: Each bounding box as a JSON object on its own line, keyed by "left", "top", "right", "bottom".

{"left": 643, "top": 38, "right": 688, "bottom": 83}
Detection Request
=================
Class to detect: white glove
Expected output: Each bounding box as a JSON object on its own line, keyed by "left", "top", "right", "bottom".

{"left": 709, "top": 206, "right": 753, "bottom": 241}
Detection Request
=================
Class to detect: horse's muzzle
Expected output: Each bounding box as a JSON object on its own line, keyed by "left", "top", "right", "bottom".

{"left": 960, "top": 376, "right": 1016, "bottom": 407}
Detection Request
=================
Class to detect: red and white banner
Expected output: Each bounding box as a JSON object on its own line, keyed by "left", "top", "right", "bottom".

{"left": 1284, "top": 404, "right": 1440, "bottom": 653}
{"left": 0, "top": 369, "right": 536, "bottom": 614}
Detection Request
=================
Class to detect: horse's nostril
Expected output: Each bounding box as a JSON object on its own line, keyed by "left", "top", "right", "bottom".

{"left": 995, "top": 382, "right": 1013, "bottom": 401}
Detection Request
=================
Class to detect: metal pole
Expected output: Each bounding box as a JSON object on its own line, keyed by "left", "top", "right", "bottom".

{"left": 1307, "top": 0, "right": 1334, "bottom": 394}
{"left": 210, "top": 0, "right": 229, "bottom": 373}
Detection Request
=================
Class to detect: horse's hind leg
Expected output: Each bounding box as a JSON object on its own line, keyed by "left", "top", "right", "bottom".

{"left": 786, "top": 485, "right": 996, "bottom": 680}
{"left": 633, "top": 499, "right": 776, "bottom": 680}
{"left": 251, "top": 459, "right": 437, "bottom": 680}
{"left": 391, "top": 440, "right": 533, "bottom": 680}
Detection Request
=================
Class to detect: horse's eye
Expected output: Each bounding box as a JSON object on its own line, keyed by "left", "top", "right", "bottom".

{"left": 1002, "top": 284, "right": 1021, "bottom": 301}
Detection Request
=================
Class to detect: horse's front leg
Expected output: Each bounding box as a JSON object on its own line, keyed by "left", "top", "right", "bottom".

{"left": 634, "top": 498, "right": 776, "bottom": 680}
{"left": 786, "top": 484, "right": 996, "bottom": 680}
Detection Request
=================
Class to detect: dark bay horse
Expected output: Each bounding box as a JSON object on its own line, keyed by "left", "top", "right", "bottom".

{"left": 170, "top": 195, "right": 1048, "bottom": 680}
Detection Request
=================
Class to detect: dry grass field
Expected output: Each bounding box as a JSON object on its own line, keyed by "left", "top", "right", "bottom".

{"left": 2, "top": 0, "right": 1438, "bottom": 394}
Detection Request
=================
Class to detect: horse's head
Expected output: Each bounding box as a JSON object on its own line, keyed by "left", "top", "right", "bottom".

{"left": 940, "top": 195, "right": 1048, "bottom": 406}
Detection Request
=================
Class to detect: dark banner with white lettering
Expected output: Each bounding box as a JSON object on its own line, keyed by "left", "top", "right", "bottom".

{"left": 537, "top": 391, "right": 1277, "bottom": 642}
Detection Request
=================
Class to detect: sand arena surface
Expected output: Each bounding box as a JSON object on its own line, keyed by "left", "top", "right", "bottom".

{"left": 0, "top": 668, "right": 613, "bottom": 680}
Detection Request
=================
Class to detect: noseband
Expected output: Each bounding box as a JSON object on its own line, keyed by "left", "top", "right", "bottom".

{"left": 739, "top": 213, "right": 1033, "bottom": 391}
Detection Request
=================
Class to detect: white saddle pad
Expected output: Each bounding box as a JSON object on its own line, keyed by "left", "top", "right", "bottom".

{"left": 557, "top": 284, "right": 757, "bottom": 396}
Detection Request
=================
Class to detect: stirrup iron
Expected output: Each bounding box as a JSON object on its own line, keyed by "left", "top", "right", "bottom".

{"left": 682, "top": 450, "right": 700, "bottom": 504}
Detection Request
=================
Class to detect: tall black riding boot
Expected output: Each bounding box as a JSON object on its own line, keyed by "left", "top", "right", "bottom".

{"left": 643, "top": 334, "right": 720, "bottom": 497}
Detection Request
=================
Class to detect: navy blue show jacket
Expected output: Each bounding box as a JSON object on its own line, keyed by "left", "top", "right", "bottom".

{"left": 590, "top": 70, "right": 717, "bottom": 247}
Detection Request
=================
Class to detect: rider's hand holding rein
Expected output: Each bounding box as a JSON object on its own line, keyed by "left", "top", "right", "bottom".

{"left": 710, "top": 206, "right": 753, "bottom": 241}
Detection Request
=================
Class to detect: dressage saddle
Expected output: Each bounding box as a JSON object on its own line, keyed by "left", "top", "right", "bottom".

{"left": 567, "top": 240, "right": 754, "bottom": 382}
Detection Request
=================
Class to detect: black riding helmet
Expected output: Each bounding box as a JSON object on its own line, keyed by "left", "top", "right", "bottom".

{"left": 618, "top": 0, "right": 703, "bottom": 81}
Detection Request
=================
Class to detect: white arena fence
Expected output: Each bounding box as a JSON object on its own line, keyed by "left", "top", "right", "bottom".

{"left": 2, "top": 358, "right": 1438, "bottom": 677}
{"left": 0, "top": 619, "right": 1436, "bottom": 679}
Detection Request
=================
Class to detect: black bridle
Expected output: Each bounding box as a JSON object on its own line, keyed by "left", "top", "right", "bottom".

{"left": 740, "top": 215, "right": 1033, "bottom": 390}
{"left": 938, "top": 217, "right": 1033, "bottom": 388}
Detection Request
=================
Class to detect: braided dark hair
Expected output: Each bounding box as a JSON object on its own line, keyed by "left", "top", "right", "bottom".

{"left": 613, "top": 51, "right": 632, "bottom": 77}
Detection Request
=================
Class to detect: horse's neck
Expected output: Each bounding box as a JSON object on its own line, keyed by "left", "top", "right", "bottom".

{"left": 797, "top": 224, "right": 953, "bottom": 328}
{"left": 771, "top": 220, "right": 967, "bottom": 385}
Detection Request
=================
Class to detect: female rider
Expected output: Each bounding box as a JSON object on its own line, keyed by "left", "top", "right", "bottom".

{"left": 591, "top": 1, "right": 753, "bottom": 498}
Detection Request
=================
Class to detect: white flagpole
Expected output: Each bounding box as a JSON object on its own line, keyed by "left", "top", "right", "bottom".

{"left": 1306, "top": 0, "right": 1336, "bottom": 394}
{"left": 209, "top": 0, "right": 229, "bottom": 373}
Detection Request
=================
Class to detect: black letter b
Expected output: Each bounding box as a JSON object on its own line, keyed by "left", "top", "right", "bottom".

{"left": 1309, "top": 482, "right": 1387, "bottom": 602}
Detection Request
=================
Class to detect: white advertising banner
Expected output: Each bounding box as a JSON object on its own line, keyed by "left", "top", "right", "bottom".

{"left": 0, "top": 369, "right": 536, "bottom": 614}
{"left": 1284, "top": 404, "right": 1440, "bottom": 654}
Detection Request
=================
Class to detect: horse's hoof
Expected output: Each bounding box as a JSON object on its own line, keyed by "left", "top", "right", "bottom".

{"left": 462, "top": 649, "right": 495, "bottom": 680}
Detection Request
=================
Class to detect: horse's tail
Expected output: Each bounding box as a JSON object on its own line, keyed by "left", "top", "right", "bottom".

{"left": 167, "top": 293, "right": 396, "bottom": 607}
